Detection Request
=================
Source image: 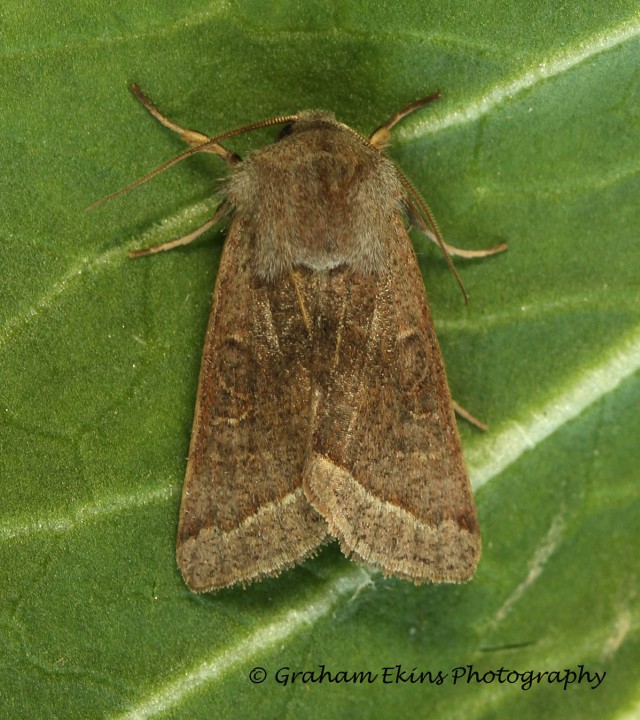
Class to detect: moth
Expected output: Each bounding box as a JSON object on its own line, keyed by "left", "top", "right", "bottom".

{"left": 96, "top": 85, "right": 505, "bottom": 591}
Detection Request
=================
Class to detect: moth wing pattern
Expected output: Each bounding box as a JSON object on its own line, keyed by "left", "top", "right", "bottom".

{"left": 302, "top": 215, "right": 481, "bottom": 583}
{"left": 176, "top": 217, "right": 329, "bottom": 592}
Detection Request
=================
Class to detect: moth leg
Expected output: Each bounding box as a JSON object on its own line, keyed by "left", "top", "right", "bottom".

{"left": 129, "top": 202, "right": 229, "bottom": 258}
{"left": 369, "top": 91, "right": 442, "bottom": 147}
{"left": 130, "top": 83, "right": 239, "bottom": 164}
{"left": 407, "top": 201, "right": 508, "bottom": 258}
{"left": 453, "top": 400, "right": 488, "bottom": 432}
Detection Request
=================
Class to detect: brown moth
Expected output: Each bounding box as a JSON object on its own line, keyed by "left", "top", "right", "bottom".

{"left": 98, "top": 85, "right": 506, "bottom": 592}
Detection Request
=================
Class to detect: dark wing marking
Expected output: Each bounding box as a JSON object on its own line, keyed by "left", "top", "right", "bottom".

{"left": 176, "top": 219, "right": 328, "bottom": 592}
{"left": 302, "top": 215, "right": 480, "bottom": 583}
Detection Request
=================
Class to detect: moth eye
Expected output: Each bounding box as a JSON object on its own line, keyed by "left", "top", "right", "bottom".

{"left": 277, "top": 123, "right": 294, "bottom": 140}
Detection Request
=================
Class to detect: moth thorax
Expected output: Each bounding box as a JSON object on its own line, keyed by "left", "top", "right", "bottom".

{"left": 226, "top": 126, "right": 405, "bottom": 281}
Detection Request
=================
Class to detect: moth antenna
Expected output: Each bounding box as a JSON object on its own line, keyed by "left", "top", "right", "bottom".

{"left": 206, "top": 114, "right": 300, "bottom": 145}
{"left": 131, "top": 81, "right": 300, "bottom": 145}
{"left": 87, "top": 93, "right": 299, "bottom": 211}
{"left": 86, "top": 143, "right": 219, "bottom": 210}
{"left": 401, "top": 175, "right": 468, "bottom": 304}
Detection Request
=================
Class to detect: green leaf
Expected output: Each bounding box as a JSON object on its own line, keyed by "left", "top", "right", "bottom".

{"left": 2, "top": 1, "right": 639, "bottom": 718}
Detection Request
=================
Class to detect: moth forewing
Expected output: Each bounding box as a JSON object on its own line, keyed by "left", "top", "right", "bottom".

{"left": 300, "top": 215, "right": 480, "bottom": 584}
{"left": 175, "top": 217, "right": 330, "bottom": 592}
